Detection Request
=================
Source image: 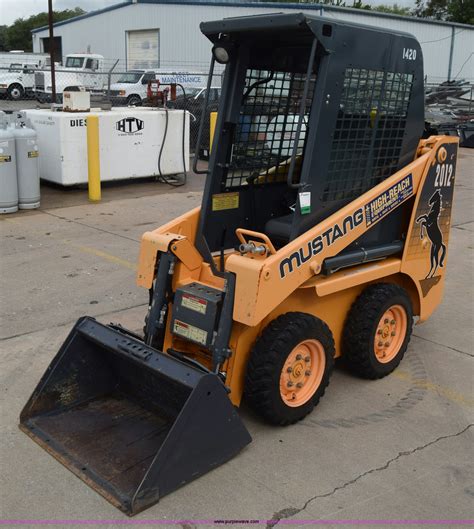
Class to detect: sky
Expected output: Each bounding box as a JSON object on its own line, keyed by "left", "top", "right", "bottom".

{"left": 0, "top": 0, "right": 120, "bottom": 25}
{"left": 0, "top": 0, "right": 416, "bottom": 27}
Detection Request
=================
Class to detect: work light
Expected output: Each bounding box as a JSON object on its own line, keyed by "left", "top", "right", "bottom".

{"left": 212, "top": 44, "right": 231, "bottom": 64}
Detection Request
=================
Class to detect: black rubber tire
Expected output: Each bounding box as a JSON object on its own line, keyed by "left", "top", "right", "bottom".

{"left": 8, "top": 83, "right": 24, "bottom": 101}
{"left": 127, "top": 95, "right": 142, "bottom": 106}
{"left": 342, "top": 283, "right": 413, "bottom": 379}
{"left": 244, "top": 312, "right": 335, "bottom": 426}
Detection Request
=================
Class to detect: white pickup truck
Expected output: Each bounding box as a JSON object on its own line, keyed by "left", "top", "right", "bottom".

{"left": 34, "top": 53, "right": 105, "bottom": 102}
{"left": 109, "top": 69, "right": 208, "bottom": 106}
{"left": 109, "top": 70, "right": 157, "bottom": 106}
{"left": 0, "top": 63, "right": 39, "bottom": 100}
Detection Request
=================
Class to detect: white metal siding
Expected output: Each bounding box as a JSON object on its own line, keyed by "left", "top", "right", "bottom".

{"left": 449, "top": 29, "right": 474, "bottom": 81}
{"left": 32, "top": 3, "right": 474, "bottom": 82}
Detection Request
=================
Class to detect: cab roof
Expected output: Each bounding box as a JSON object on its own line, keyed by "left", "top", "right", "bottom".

{"left": 200, "top": 11, "right": 417, "bottom": 48}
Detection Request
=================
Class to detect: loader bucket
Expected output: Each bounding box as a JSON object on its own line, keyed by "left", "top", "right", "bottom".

{"left": 19, "top": 317, "right": 251, "bottom": 515}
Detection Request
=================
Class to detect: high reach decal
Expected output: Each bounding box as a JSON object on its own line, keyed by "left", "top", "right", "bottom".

{"left": 365, "top": 175, "right": 413, "bottom": 227}
{"left": 278, "top": 174, "right": 415, "bottom": 280}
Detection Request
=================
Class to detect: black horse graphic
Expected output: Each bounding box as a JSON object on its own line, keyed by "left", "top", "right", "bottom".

{"left": 416, "top": 190, "right": 447, "bottom": 279}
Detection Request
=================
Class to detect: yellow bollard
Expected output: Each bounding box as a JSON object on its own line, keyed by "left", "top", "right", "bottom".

{"left": 209, "top": 111, "right": 217, "bottom": 155}
{"left": 86, "top": 115, "right": 101, "bottom": 202}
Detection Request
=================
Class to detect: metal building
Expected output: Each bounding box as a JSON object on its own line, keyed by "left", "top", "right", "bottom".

{"left": 31, "top": 0, "right": 474, "bottom": 82}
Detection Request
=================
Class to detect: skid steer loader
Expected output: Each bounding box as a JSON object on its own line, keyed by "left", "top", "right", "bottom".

{"left": 20, "top": 13, "right": 458, "bottom": 515}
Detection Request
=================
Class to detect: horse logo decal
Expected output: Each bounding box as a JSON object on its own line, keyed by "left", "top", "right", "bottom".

{"left": 416, "top": 189, "right": 446, "bottom": 279}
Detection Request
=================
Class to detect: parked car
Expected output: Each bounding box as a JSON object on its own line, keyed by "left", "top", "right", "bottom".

{"left": 168, "top": 87, "right": 221, "bottom": 156}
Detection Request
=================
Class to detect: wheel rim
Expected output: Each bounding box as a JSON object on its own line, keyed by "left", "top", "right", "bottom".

{"left": 374, "top": 304, "right": 407, "bottom": 363}
{"left": 279, "top": 339, "right": 325, "bottom": 407}
{"left": 11, "top": 87, "right": 21, "bottom": 99}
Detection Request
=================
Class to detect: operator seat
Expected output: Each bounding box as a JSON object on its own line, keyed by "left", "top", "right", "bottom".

{"left": 265, "top": 215, "right": 294, "bottom": 247}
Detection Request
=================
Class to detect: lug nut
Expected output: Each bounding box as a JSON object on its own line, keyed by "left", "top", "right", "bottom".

{"left": 378, "top": 341, "right": 383, "bottom": 347}
{"left": 287, "top": 381, "right": 294, "bottom": 388}
{"left": 384, "top": 318, "right": 389, "bottom": 324}
{"left": 391, "top": 319, "right": 396, "bottom": 325}
{"left": 391, "top": 331, "right": 396, "bottom": 336}
{"left": 304, "top": 355, "right": 310, "bottom": 362}
{"left": 287, "top": 367, "right": 293, "bottom": 373}
{"left": 296, "top": 354, "right": 302, "bottom": 360}
{"left": 305, "top": 370, "right": 311, "bottom": 376}
{"left": 385, "top": 342, "right": 390, "bottom": 347}
{"left": 377, "top": 329, "right": 383, "bottom": 335}
{"left": 296, "top": 382, "right": 304, "bottom": 388}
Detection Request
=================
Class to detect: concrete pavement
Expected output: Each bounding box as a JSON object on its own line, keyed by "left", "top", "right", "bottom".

{"left": 1, "top": 150, "right": 473, "bottom": 528}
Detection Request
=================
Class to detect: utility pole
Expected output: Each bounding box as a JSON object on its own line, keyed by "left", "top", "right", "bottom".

{"left": 47, "top": 0, "right": 56, "bottom": 103}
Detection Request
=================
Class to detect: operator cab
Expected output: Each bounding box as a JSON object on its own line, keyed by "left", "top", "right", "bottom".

{"left": 197, "top": 13, "right": 424, "bottom": 262}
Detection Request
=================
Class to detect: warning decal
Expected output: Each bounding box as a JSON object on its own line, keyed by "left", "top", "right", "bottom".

{"left": 182, "top": 293, "right": 207, "bottom": 315}
{"left": 212, "top": 192, "right": 239, "bottom": 211}
{"left": 365, "top": 174, "right": 413, "bottom": 227}
{"left": 173, "top": 320, "right": 208, "bottom": 345}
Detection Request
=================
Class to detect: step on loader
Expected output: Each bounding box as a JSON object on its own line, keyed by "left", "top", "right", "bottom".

{"left": 20, "top": 13, "right": 458, "bottom": 515}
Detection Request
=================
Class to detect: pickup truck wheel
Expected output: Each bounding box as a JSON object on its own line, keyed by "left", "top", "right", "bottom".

{"left": 127, "top": 95, "right": 142, "bottom": 106}
{"left": 244, "top": 312, "right": 335, "bottom": 425}
{"left": 8, "top": 84, "right": 24, "bottom": 101}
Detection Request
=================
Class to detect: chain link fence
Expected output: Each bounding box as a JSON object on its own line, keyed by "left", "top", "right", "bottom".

{"left": 0, "top": 62, "right": 224, "bottom": 155}
{"left": 1, "top": 61, "right": 472, "bottom": 151}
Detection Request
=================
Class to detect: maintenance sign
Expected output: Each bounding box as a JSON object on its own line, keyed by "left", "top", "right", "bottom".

{"left": 365, "top": 174, "right": 413, "bottom": 227}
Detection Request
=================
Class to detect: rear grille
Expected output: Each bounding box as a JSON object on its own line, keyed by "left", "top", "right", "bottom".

{"left": 34, "top": 71, "right": 44, "bottom": 91}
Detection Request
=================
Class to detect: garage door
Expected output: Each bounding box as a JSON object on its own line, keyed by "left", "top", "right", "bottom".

{"left": 127, "top": 29, "right": 159, "bottom": 70}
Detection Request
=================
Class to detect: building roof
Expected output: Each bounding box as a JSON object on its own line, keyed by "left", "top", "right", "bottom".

{"left": 31, "top": 0, "right": 474, "bottom": 34}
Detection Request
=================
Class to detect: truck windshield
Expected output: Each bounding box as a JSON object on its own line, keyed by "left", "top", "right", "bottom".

{"left": 187, "top": 88, "right": 204, "bottom": 98}
{"left": 117, "top": 73, "right": 143, "bottom": 83}
{"left": 65, "top": 57, "right": 85, "bottom": 68}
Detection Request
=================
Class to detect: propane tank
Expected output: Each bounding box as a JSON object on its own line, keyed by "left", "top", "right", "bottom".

{"left": 0, "top": 124, "right": 18, "bottom": 214}
{"left": 12, "top": 120, "right": 40, "bottom": 209}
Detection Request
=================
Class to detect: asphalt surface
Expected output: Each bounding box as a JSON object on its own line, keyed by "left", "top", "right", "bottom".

{"left": 0, "top": 149, "right": 473, "bottom": 529}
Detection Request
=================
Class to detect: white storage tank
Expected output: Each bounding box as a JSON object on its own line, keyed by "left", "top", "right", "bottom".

{"left": 24, "top": 108, "right": 190, "bottom": 186}
{"left": 13, "top": 121, "right": 40, "bottom": 209}
{"left": 0, "top": 124, "right": 18, "bottom": 214}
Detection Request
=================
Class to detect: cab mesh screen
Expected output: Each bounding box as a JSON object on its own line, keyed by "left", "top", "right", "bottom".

{"left": 322, "top": 68, "right": 414, "bottom": 202}
{"left": 222, "top": 69, "right": 316, "bottom": 190}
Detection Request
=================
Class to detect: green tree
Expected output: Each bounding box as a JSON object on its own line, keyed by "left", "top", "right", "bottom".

{"left": 0, "top": 25, "right": 8, "bottom": 51}
{"left": 413, "top": 0, "right": 473, "bottom": 24}
{"left": 446, "top": 0, "right": 474, "bottom": 24}
{"left": 3, "top": 8, "right": 85, "bottom": 52}
{"left": 372, "top": 3, "right": 412, "bottom": 15}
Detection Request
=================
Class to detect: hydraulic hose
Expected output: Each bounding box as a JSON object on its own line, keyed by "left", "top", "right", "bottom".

{"left": 156, "top": 83, "right": 188, "bottom": 188}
